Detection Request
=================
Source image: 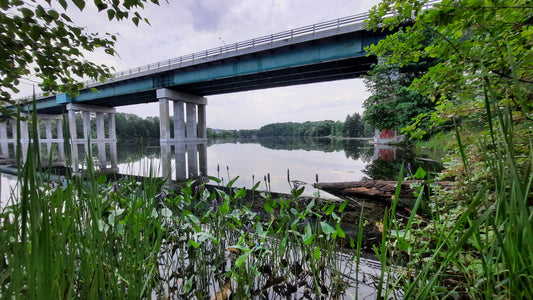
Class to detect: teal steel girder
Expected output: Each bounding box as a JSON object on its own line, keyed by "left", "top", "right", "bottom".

{"left": 53, "top": 31, "right": 382, "bottom": 107}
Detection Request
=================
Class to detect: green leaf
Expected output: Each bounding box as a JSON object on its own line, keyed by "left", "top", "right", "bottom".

{"left": 208, "top": 176, "right": 221, "bottom": 183}
{"left": 336, "top": 223, "right": 345, "bottom": 238}
{"left": 338, "top": 199, "right": 348, "bottom": 213}
{"left": 160, "top": 207, "right": 172, "bottom": 218}
{"left": 264, "top": 201, "right": 272, "bottom": 214}
{"left": 279, "top": 235, "right": 287, "bottom": 255}
{"left": 48, "top": 9, "right": 59, "bottom": 20}
{"left": 313, "top": 246, "right": 321, "bottom": 260}
{"left": 107, "top": 9, "right": 115, "bottom": 20}
{"left": 72, "top": 0, "right": 85, "bottom": 11}
{"left": 414, "top": 167, "right": 426, "bottom": 179}
{"left": 326, "top": 203, "right": 336, "bottom": 215}
{"left": 303, "top": 223, "right": 315, "bottom": 245}
{"left": 234, "top": 187, "right": 246, "bottom": 199}
{"left": 97, "top": 174, "right": 107, "bottom": 184}
{"left": 20, "top": 7, "right": 34, "bottom": 18}
{"left": 227, "top": 176, "right": 239, "bottom": 188}
{"left": 320, "top": 221, "right": 336, "bottom": 234}
{"left": 183, "top": 275, "right": 194, "bottom": 293}
{"left": 188, "top": 239, "right": 200, "bottom": 248}
{"left": 251, "top": 180, "right": 261, "bottom": 191}
{"left": 235, "top": 250, "right": 251, "bottom": 267}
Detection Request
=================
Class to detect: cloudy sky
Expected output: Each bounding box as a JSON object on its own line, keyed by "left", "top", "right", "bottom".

{"left": 22, "top": 0, "right": 380, "bottom": 129}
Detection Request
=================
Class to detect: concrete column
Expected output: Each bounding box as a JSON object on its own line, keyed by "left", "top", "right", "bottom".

{"left": 173, "top": 101, "right": 185, "bottom": 140}
{"left": 20, "top": 121, "right": 29, "bottom": 144}
{"left": 198, "top": 104, "right": 207, "bottom": 139}
{"left": 0, "top": 122, "right": 8, "bottom": 157}
{"left": 159, "top": 98, "right": 170, "bottom": 142}
{"left": 109, "top": 113, "right": 116, "bottom": 140}
{"left": 109, "top": 141, "right": 118, "bottom": 169}
{"left": 68, "top": 109, "right": 79, "bottom": 169}
{"left": 174, "top": 143, "right": 187, "bottom": 181}
{"left": 186, "top": 103, "right": 197, "bottom": 138}
{"left": 44, "top": 119, "right": 52, "bottom": 156}
{"left": 20, "top": 121, "right": 29, "bottom": 160}
{"left": 186, "top": 143, "right": 198, "bottom": 178}
{"left": 56, "top": 119, "right": 65, "bottom": 161}
{"left": 198, "top": 142, "right": 207, "bottom": 177}
{"left": 44, "top": 119, "right": 52, "bottom": 140}
{"left": 160, "top": 143, "right": 172, "bottom": 181}
{"left": 95, "top": 112, "right": 106, "bottom": 165}
{"left": 82, "top": 111, "right": 91, "bottom": 141}
{"left": 56, "top": 119, "right": 63, "bottom": 140}
{"left": 96, "top": 112, "right": 104, "bottom": 141}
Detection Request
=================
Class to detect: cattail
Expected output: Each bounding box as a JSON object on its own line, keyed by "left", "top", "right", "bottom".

{"left": 315, "top": 174, "right": 319, "bottom": 184}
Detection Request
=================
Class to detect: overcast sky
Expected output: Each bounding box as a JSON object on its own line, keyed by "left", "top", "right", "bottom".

{"left": 20, "top": 0, "right": 379, "bottom": 129}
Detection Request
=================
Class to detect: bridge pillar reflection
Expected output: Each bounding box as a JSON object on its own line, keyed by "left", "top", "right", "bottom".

{"left": 0, "top": 114, "right": 64, "bottom": 162}
{"left": 66, "top": 103, "right": 118, "bottom": 171}
{"left": 0, "top": 118, "right": 29, "bottom": 159}
{"left": 160, "top": 141, "right": 208, "bottom": 183}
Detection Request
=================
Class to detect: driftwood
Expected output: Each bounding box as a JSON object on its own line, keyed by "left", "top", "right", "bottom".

{"left": 314, "top": 180, "right": 453, "bottom": 200}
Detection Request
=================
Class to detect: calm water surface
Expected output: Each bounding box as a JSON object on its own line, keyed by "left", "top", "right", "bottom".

{"left": 1, "top": 137, "right": 443, "bottom": 201}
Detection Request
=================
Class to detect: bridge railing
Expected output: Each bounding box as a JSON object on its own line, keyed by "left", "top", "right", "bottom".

{"left": 18, "top": 1, "right": 439, "bottom": 101}
{"left": 108, "top": 11, "right": 374, "bottom": 80}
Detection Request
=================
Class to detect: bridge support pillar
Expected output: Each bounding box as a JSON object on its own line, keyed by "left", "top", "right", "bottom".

{"left": 34, "top": 114, "right": 66, "bottom": 163}
{"left": 0, "top": 118, "right": 31, "bottom": 160}
{"left": 157, "top": 88, "right": 207, "bottom": 143}
{"left": 66, "top": 103, "right": 117, "bottom": 171}
{"left": 157, "top": 89, "right": 207, "bottom": 184}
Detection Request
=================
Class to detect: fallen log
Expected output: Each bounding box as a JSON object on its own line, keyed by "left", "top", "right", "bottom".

{"left": 314, "top": 180, "right": 453, "bottom": 200}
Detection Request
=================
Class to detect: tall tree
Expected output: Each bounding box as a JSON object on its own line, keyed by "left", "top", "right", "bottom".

{"left": 362, "top": 42, "right": 437, "bottom": 135}
{"left": 1, "top": 0, "right": 160, "bottom": 116}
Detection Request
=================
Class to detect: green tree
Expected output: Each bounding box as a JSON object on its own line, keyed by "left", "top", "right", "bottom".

{"left": 343, "top": 112, "right": 366, "bottom": 137}
{"left": 1, "top": 0, "right": 160, "bottom": 116}
{"left": 366, "top": 0, "right": 532, "bottom": 137}
{"left": 362, "top": 54, "right": 437, "bottom": 134}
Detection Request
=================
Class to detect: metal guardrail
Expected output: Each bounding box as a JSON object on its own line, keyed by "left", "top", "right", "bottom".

{"left": 19, "top": 1, "right": 439, "bottom": 101}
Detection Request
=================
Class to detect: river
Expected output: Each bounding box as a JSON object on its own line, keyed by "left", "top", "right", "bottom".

{"left": 0, "top": 137, "right": 443, "bottom": 203}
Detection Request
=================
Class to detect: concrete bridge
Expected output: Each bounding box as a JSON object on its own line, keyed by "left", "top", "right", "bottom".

{"left": 1, "top": 7, "right": 418, "bottom": 179}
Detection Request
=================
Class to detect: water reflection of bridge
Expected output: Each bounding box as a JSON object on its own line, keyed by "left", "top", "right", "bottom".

{"left": 0, "top": 117, "right": 207, "bottom": 183}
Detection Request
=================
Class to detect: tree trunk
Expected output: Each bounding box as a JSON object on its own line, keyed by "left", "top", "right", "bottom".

{"left": 314, "top": 180, "right": 453, "bottom": 200}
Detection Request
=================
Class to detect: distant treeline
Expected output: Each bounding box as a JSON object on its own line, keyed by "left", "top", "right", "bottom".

{"left": 208, "top": 113, "right": 373, "bottom": 139}
{"left": 110, "top": 112, "right": 372, "bottom": 140}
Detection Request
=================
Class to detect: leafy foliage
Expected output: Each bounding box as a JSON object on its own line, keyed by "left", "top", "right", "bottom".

{"left": 365, "top": 0, "right": 533, "bottom": 134}
{"left": 0, "top": 0, "right": 160, "bottom": 116}
{"left": 362, "top": 51, "right": 437, "bottom": 133}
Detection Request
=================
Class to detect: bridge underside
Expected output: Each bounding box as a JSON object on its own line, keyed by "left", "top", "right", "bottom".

{"left": 34, "top": 55, "right": 376, "bottom": 115}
